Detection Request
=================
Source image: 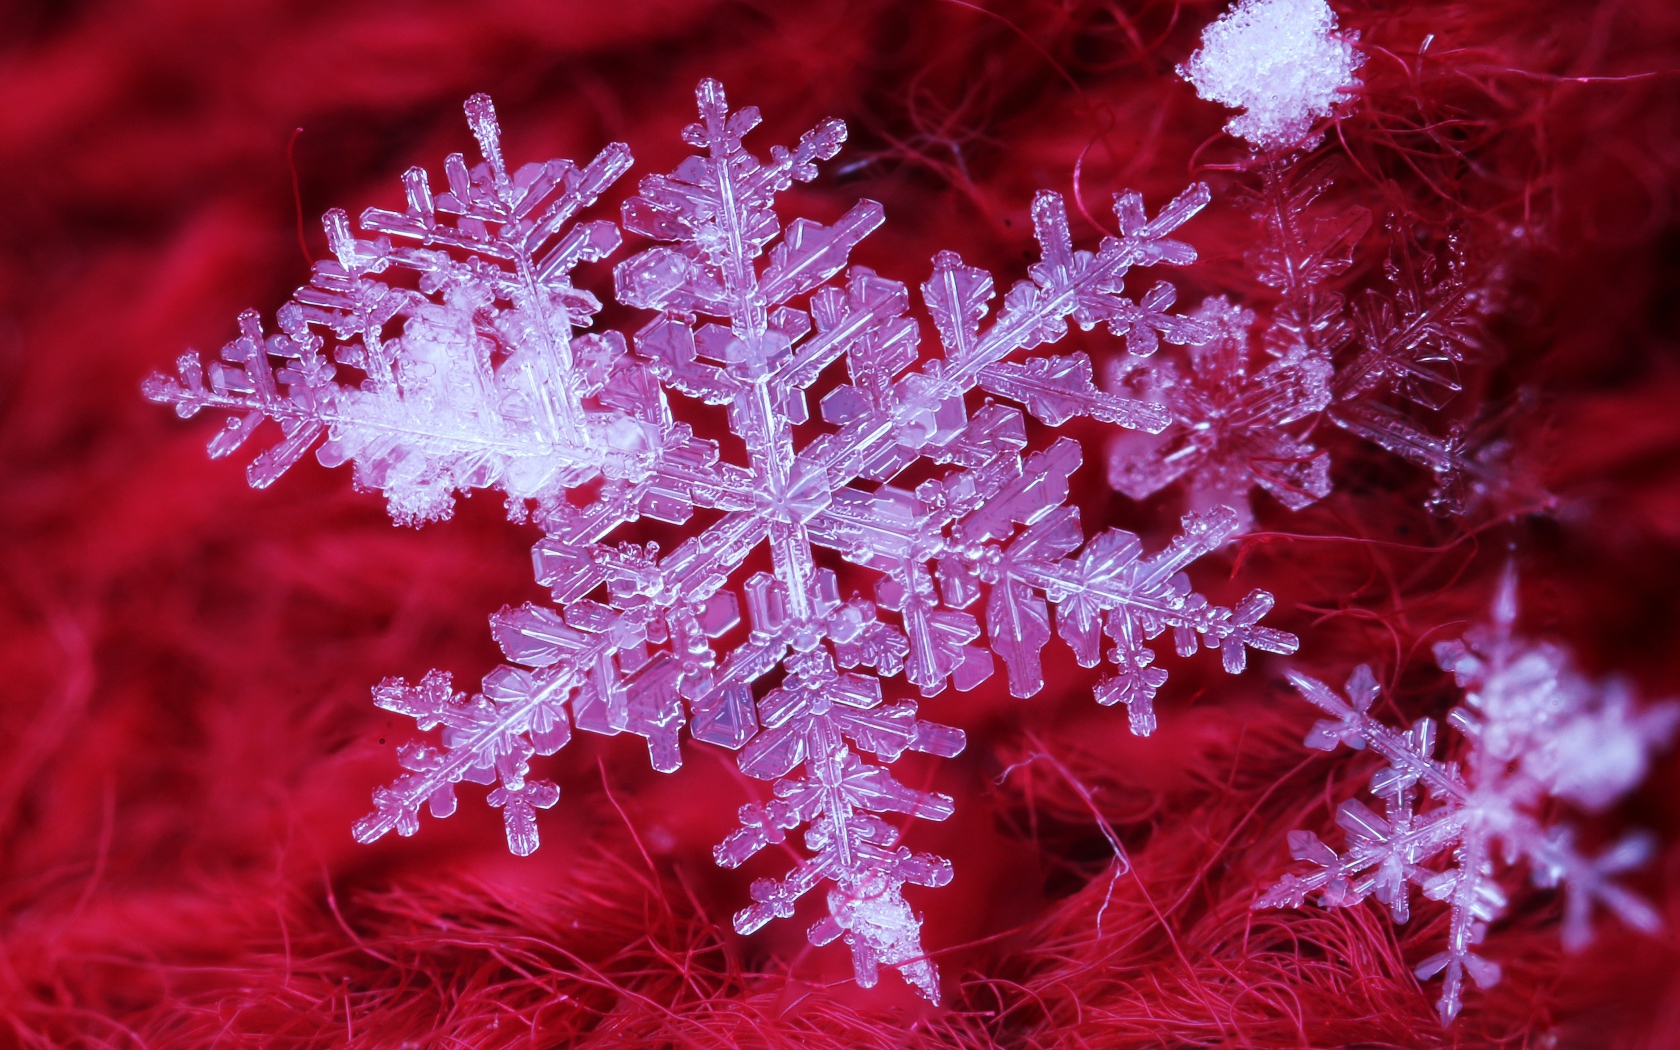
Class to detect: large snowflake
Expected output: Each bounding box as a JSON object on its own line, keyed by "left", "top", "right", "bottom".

{"left": 146, "top": 81, "right": 1298, "bottom": 1000}
{"left": 1259, "top": 568, "right": 1677, "bottom": 1023}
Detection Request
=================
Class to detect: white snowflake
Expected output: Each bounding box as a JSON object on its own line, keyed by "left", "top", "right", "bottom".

{"left": 1179, "top": 0, "right": 1365, "bottom": 151}
{"left": 148, "top": 82, "right": 1299, "bottom": 1001}
{"left": 1259, "top": 567, "right": 1677, "bottom": 1023}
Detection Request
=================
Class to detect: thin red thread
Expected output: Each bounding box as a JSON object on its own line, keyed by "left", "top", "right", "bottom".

{"left": 287, "top": 127, "right": 312, "bottom": 268}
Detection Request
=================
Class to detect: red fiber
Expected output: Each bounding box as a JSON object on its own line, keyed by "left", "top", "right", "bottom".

{"left": 1, "top": 1, "right": 1677, "bottom": 1046}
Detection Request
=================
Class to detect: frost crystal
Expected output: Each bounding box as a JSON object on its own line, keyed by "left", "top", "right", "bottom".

{"left": 149, "top": 82, "right": 1298, "bottom": 1001}
{"left": 1101, "top": 160, "right": 1353, "bottom": 531}
{"left": 1179, "top": 0, "right": 1365, "bottom": 150}
{"left": 1259, "top": 568, "right": 1678, "bottom": 1023}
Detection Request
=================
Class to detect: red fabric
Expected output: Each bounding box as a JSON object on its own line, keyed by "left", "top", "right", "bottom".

{"left": 1, "top": 1, "right": 1677, "bottom": 1045}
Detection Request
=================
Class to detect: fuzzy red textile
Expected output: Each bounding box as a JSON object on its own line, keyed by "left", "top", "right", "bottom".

{"left": 1, "top": 1, "right": 1678, "bottom": 1046}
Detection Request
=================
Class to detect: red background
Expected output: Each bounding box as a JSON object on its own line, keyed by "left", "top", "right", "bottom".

{"left": 1, "top": 1, "right": 1678, "bottom": 1045}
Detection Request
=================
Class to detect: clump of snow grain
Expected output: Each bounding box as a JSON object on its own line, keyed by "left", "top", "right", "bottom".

{"left": 1179, "top": 0, "right": 1364, "bottom": 150}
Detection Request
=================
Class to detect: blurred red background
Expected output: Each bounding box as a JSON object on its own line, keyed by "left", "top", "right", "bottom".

{"left": 1, "top": 1, "right": 1678, "bottom": 1045}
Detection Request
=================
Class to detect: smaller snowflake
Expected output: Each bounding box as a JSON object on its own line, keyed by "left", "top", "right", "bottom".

{"left": 1259, "top": 567, "right": 1678, "bottom": 1023}
{"left": 1108, "top": 296, "right": 1332, "bottom": 533}
{"left": 1178, "top": 0, "right": 1365, "bottom": 151}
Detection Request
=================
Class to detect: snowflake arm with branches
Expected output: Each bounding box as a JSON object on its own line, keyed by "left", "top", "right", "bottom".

{"left": 145, "top": 96, "right": 658, "bottom": 524}
{"left": 1332, "top": 230, "right": 1487, "bottom": 411}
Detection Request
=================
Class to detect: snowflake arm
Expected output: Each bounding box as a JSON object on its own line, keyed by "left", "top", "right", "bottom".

{"left": 715, "top": 649, "right": 963, "bottom": 1000}
{"left": 1328, "top": 398, "right": 1512, "bottom": 516}
{"left": 1247, "top": 160, "right": 1367, "bottom": 362}
{"left": 145, "top": 98, "right": 642, "bottom": 523}
{"left": 1333, "top": 232, "right": 1486, "bottom": 411}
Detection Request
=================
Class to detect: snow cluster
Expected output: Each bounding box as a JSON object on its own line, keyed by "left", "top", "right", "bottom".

{"left": 1179, "top": 0, "right": 1364, "bottom": 150}
{"left": 146, "top": 68, "right": 1653, "bottom": 1020}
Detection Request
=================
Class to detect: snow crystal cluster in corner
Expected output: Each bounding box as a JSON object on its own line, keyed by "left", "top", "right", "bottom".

{"left": 1179, "top": 0, "right": 1364, "bottom": 150}
{"left": 147, "top": 81, "right": 1298, "bottom": 1003}
{"left": 1260, "top": 567, "right": 1678, "bottom": 1023}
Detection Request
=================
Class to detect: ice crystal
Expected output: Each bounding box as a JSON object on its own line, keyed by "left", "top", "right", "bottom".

{"left": 1246, "top": 158, "right": 1495, "bottom": 512}
{"left": 1122, "top": 155, "right": 1503, "bottom": 521}
{"left": 1179, "top": 0, "right": 1365, "bottom": 150}
{"left": 1245, "top": 160, "right": 1366, "bottom": 363}
{"left": 1329, "top": 395, "right": 1520, "bottom": 516}
{"left": 1108, "top": 296, "right": 1332, "bottom": 532}
{"left": 1321, "top": 227, "right": 1498, "bottom": 513}
{"left": 1102, "top": 161, "right": 1352, "bottom": 530}
{"left": 1333, "top": 230, "right": 1486, "bottom": 412}
{"left": 149, "top": 81, "right": 1298, "bottom": 1001}
{"left": 1259, "top": 568, "right": 1677, "bottom": 1023}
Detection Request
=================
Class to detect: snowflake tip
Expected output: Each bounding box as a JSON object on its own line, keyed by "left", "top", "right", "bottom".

{"left": 463, "top": 93, "right": 508, "bottom": 183}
